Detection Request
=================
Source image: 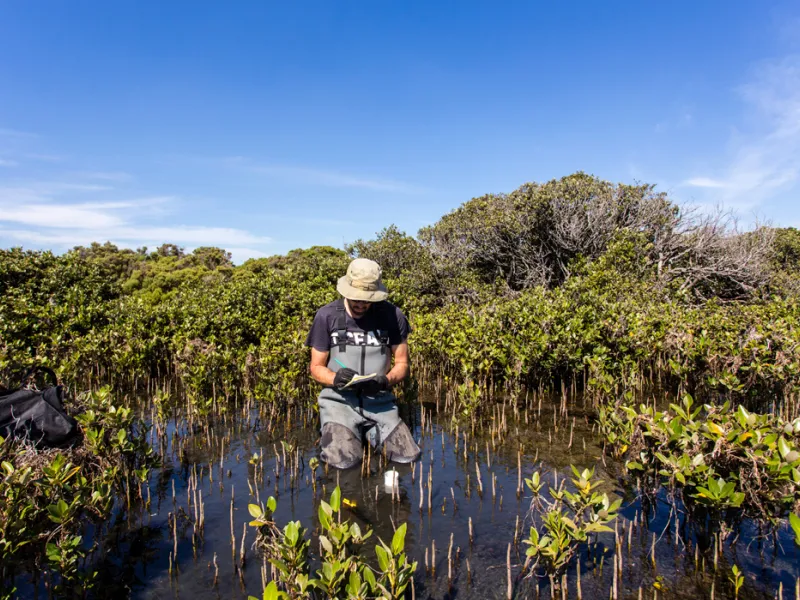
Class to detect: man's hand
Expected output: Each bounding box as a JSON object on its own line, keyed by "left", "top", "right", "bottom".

{"left": 358, "top": 375, "right": 389, "bottom": 396}
{"left": 333, "top": 368, "right": 358, "bottom": 390}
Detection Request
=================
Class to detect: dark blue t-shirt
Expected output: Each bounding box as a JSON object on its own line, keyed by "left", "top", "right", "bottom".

{"left": 305, "top": 300, "right": 411, "bottom": 352}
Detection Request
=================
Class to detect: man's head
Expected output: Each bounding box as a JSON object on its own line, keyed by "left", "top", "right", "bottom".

{"left": 337, "top": 259, "right": 388, "bottom": 318}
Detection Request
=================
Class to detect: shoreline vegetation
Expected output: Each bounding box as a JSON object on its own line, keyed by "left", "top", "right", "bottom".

{"left": 2, "top": 172, "right": 800, "bottom": 598}
{"left": 3, "top": 173, "right": 799, "bottom": 407}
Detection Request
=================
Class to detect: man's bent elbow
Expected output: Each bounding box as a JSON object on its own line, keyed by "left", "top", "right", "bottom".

{"left": 309, "top": 364, "right": 321, "bottom": 384}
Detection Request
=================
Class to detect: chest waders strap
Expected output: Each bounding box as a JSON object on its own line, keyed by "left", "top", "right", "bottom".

{"left": 335, "top": 299, "right": 369, "bottom": 421}
{"left": 336, "top": 299, "right": 347, "bottom": 353}
{"left": 376, "top": 303, "right": 388, "bottom": 355}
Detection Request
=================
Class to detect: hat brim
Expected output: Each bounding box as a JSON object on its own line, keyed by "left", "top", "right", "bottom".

{"left": 337, "top": 276, "right": 389, "bottom": 302}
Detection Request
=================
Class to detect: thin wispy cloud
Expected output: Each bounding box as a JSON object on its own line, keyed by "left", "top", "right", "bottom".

{"left": 1, "top": 203, "right": 125, "bottom": 229}
{"left": 1, "top": 227, "right": 271, "bottom": 262}
{"left": 0, "top": 127, "right": 38, "bottom": 138}
{"left": 0, "top": 183, "right": 171, "bottom": 228}
{"left": 682, "top": 55, "right": 800, "bottom": 206}
{"left": 0, "top": 226, "right": 268, "bottom": 247}
{"left": 0, "top": 178, "right": 271, "bottom": 262}
{"left": 683, "top": 177, "right": 729, "bottom": 189}
{"left": 0, "top": 132, "right": 272, "bottom": 262}
{"left": 0, "top": 182, "right": 115, "bottom": 195}
{"left": 40, "top": 182, "right": 114, "bottom": 192}
{"left": 269, "top": 215, "right": 354, "bottom": 227}
{"left": 23, "top": 153, "right": 64, "bottom": 162}
{"left": 71, "top": 171, "right": 134, "bottom": 182}
{"left": 777, "top": 16, "right": 800, "bottom": 49}
{"left": 0, "top": 183, "right": 113, "bottom": 206}
{"left": 654, "top": 111, "right": 693, "bottom": 134}
{"left": 221, "top": 156, "right": 425, "bottom": 194}
{"left": 252, "top": 164, "right": 420, "bottom": 193}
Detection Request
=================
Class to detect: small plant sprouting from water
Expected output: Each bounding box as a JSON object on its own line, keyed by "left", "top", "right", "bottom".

{"left": 455, "top": 380, "right": 482, "bottom": 416}
{"left": 523, "top": 465, "right": 621, "bottom": 587}
{"left": 249, "top": 497, "right": 314, "bottom": 599}
{"left": 598, "top": 394, "right": 800, "bottom": 519}
{"left": 249, "top": 487, "right": 417, "bottom": 600}
{"left": 525, "top": 470, "right": 544, "bottom": 497}
{"left": 692, "top": 476, "right": 744, "bottom": 509}
{"left": 251, "top": 581, "right": 287, "bottom": 600}
{"left": 315, "top": 486, "right": 374, "bottom": 597}
{"left": 248, "top": 496, "right": 277, "bottom": 527}
{"left": 729, "top": 564, "right": 744, "bottom": 599}
{"left": 373, "top": 524, "right": 416, "bottom": 599}
{"left": 270, "top": 520, "right": 315, "bottom": 599}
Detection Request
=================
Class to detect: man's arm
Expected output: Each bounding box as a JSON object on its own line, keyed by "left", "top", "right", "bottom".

{"left": 386, "top": 341, "right": 410, "bottom": 386}
{"left": 309, "top": 348, "right": 336, "bottom": 386}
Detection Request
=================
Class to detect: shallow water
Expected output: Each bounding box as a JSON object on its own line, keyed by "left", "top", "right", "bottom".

{"left": 14, "top": 392, "right": 800, "bottom": 599}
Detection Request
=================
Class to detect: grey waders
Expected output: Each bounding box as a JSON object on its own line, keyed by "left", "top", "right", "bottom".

{"left": 318, "top": 300, "right": 420, "bottom": 469}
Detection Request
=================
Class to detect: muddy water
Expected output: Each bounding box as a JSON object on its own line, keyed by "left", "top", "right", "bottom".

{"left": 16, "top": 393, "right": 800, "bottom": 599}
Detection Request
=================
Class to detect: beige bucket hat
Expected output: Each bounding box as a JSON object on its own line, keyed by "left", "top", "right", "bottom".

{"left": 337, "top": 258, "right": 389, "bottom": 302}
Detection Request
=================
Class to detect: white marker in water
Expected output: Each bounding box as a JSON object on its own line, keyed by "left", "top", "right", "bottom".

{"left": 384, "top": 468, "right": 399, "bottom": 493}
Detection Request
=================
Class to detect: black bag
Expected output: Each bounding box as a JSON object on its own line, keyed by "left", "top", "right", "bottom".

{"left": 0, "top": 367, "right": 79, "bottom": 447}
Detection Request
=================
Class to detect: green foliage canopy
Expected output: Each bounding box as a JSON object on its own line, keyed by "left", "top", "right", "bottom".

{"left": 1, "top": 174, "right": 798, "bottom": 404}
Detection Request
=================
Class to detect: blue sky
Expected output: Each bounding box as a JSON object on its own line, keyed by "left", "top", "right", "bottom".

{"left": 1, "top": 1, "right": 799, "bottom": 263}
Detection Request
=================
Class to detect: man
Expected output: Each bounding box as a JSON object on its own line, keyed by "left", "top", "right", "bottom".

{"left": 305, "top": 258, "right": 421, "bottom": 469}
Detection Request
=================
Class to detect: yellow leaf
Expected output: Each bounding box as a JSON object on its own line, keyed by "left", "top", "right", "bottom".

{"left": 342, "top": 498, "right": 357, "bottom": 508}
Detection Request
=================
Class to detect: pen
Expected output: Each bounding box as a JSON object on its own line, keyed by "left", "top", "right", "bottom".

{"left": 333, "top": 358, "right": 347, "bottom": 369}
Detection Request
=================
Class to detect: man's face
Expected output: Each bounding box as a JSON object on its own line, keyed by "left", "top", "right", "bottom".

{"left": 347, "top": 299, "right": 372, "bottom": 318}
